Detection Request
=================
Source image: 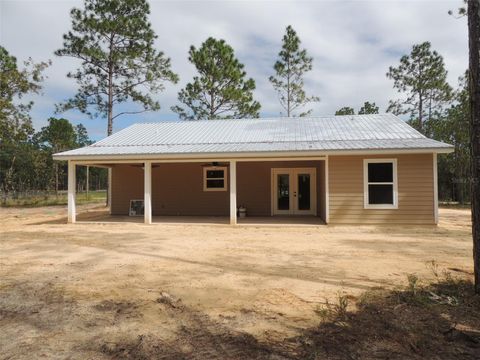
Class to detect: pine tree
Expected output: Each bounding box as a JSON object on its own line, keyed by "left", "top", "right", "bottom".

{"left": 0, "top": 46, "right": 49, "bottom": 199}
{"left": 386, "top": 42, "right": 452, "bottom": 132}
{"left": 358, "top": 101, "right": 379, "bottom": 115}
{"left": 428, "top": 73, "right": 470, "bottom": 204}
{"left": 56, "top": 0, "right": 178, "bottom": 136}
{"left": 269, "top": 25, "right": 319, "bottom": 117}
{"left": 335, "top": 107, "right": 355, "bottom": 116}
{"left": 37, "top": 118, "right": 77, "bottom": 195}
{"left": 0, "top": 46, "right": 49, "bottom": 143}
{"left": 467, "top": 0, "right": 480, "bottom": 294}
{"left": 172, "top": 37, "right": 260, "bottom": 120}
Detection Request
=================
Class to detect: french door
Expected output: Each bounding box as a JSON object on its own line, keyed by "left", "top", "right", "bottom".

{"left": 272, "top": 168, "right": 316, "bottom": 215}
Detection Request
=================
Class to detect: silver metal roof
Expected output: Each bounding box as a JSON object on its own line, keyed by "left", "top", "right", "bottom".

{"left": 54, "top": 114, "right": 453, "bottom": 159}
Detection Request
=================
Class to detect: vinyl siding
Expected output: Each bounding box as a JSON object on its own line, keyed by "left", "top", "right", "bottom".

{"left": 328, "top": 154, "right": 435, "bottom": 224}
{"left": 111, "top": 164, "right": 144, "bottom": 215}
{"left": 110, "top": 161, "right": 326, "bottom": 219}
{"left": 237, "top": 161, "right": 325, "bottom": 218}
{"left": 152, "top": 163, "right": 229, "bottom": 216}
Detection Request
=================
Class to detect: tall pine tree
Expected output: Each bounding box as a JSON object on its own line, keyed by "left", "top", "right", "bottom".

{"left": 386, "top": 42, "right": 452, "bottom": 132}
{"left": 467, "top": 0, "right": 480, "bottom": 294}
{"left": 172, "top": 37, "right": 260, "bottom": 120}
{"left": 269, "top": 25, "right": 319, "bottom": 117}
{"left": 56, "top": 0, "right": 178, "bottom": 136}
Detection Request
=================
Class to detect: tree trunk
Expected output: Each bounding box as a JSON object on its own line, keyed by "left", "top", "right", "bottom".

{"left": 455, "top": 144, "right": 464, "bottom": 204}
{"left": 468, "top": 0, "right": 480, "bottom": 294}
{"left": 108, "top": 67, "right": 113, "bottom": 136}
{"left": 55, "top": 162, "right": 59, "bottom": 196}
{"left": 106, "top": 37, "right": 114, "bottom": 207}
{"left": 419, "top": 94, "right": 423, "bottom": 131}
{"left": 287, "top": 57, "right": 291, "bottom": 117}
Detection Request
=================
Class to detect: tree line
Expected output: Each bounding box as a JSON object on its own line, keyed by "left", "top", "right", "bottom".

{"left": 334, "top": 41, "right": 470, "bottom": 204}
{"left": 0, "top": 0, "right": 472, "bottom": 205}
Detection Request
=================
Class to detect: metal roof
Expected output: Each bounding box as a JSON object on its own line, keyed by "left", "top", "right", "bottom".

{"left": 54, "top": 114, "right": 453, "bottom": 159}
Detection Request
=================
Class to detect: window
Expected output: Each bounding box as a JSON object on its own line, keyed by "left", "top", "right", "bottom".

{"left": 363, "top": 159, "right": 398, "bottom": 209}
{"left": 203, "top": 166, "right": 227, "bottom": 191}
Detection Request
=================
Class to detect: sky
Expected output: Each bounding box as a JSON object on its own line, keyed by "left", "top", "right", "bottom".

{"left": 0, "top": 0, "right": 468, "bottom": 140}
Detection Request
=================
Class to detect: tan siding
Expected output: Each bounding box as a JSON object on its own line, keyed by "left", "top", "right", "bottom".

{"left": 318, "top": 162, "right": 326, "bottom": 221}
{"left": 110, "top": 161, "right": 326, "bottom": 218}
{"left": 237, "top": 161, "right": 325, "bottom": 217}
{"left": 152, "top": 163, "right": 229, "bottom": 216}
{"left": 328, "top": 154, "right": 435, "bottom": 224}
{"left": 111, "top": 164, "right": 144, "bottom": 215}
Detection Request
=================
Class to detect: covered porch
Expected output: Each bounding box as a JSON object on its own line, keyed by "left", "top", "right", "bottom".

{"left": 67, "top": 157, "right": 329, "bottom": 225}
{"left": 75, "top": 209, "right": 325, "bottom": 226}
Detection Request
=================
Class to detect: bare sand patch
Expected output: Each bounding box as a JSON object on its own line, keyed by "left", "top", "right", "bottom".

{"left": 0, "top": 205, "right": 474, "bottom": 359}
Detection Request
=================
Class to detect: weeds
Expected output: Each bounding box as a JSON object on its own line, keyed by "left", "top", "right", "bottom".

{"left": 426, "top": 259, "right": 440, "bottom": 278}
{"left": 314, "top": 291, "right": 349, "bottom": 323}
{"left": 406, "top": 273, "right": 419, "bottom": 296}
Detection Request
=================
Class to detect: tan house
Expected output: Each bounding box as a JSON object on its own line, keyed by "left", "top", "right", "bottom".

{"left": 53, "top": 114, "right": 453, "bottom": 225}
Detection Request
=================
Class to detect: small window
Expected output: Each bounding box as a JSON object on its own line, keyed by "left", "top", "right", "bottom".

{"left": 203, "top": 166, "right": 227, "bottom": 191}
{"left": 364, "top": 159, "right": 398, "bottom": 209}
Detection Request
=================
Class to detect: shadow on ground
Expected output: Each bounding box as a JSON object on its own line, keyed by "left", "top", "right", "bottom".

{"left": 1, "top": 275, "right": 479, "bottom": 359}
{"left": 86, "top": 278, "right": 480, "bottom": 359}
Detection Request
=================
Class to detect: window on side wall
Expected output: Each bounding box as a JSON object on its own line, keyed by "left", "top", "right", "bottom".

{"left": 203, "top": 166, "right": 227, "bottom": 191}
{"left": 363, "top": 159, "right": 398, "bottom": 209}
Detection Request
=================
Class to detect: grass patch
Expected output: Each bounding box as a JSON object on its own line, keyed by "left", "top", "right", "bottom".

{"left": 1, "top": 190, "right": 106, "bottom": 207}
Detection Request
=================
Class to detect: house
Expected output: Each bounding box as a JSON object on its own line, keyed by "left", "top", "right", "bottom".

{"left": 53, "top": 114, "right": 453, "bottom": 225}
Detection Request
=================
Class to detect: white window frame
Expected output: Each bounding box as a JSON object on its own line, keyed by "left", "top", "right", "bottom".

{"left": 363, "top": 159, "right": 398, "bottom": 209}
{"left": 203, "top": 166, "right": 228, "bottom": 192}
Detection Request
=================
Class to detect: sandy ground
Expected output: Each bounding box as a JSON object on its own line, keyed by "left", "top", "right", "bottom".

{"left": 0, "top": 205, "right": 473, "bottom": 359}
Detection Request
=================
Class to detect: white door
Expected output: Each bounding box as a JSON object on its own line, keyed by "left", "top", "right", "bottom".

{"left": 272, "top": 168, "right": 316, "bottom": 215}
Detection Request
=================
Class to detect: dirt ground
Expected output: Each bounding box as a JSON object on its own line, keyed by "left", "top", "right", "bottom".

{"left": 0, "top": 205, "right": 475, "bottom": 359}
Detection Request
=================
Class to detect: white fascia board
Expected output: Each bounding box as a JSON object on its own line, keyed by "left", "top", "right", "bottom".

{"left": 52, "top": 147, "right": 454, "bottom": 162}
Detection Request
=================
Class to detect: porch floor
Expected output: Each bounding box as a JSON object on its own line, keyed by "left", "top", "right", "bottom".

{"left": 75, "top": 208, "right": 325, "bottom": 226}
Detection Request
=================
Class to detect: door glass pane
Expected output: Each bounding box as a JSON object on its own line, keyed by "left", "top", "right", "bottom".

{"left": 277, "top": 174, "right": 290, "bottom": 210}
{"left": 297, "top": 174, "right": 311, "bottom": 210}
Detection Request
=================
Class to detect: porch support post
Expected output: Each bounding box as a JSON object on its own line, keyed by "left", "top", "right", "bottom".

{"left": 230, "top": 160, "right": 237, "bottom": 225}
{"left": 433, "top": 153, "right": 438, "bottom": 224}
{"left": 68, "top": 160, "right": 76, "bottom": 224}
{"left": 325, "top": 156, "right": 329, "bottom": 224}
{"left": 108, "top": 167, "right": 112, "bottom": 214}
{"left": 144, "top": 161, "right": 152, "bottom": 224}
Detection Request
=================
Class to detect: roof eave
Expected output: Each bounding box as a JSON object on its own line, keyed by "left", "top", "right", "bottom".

{"left": 52, "top": 147, "right": 454, "bottom": 162}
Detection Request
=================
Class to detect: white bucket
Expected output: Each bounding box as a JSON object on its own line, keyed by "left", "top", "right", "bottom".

{"left": 238, "top": 207, "right": 247, "bottom": 218}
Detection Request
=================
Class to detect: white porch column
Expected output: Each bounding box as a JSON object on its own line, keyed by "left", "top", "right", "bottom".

{"left": 144, "top": 161, "right": 152, "bottom": 224}
{"left": 86, "top": 165, "right": 90, "bottom": 200}
{"left": 67, "top": 160, "right": 76, "bottom": 224}
{"left": 230, "top": 160, "right": 237, "bottom": 225}
{"left": 433, "top": 153, "right": 438, "bottom": 224}
{"left": 107, "top": 167, "right": 112, "bottom": 214}
{"left": 325, "top": 156, "right": 329, "bottom": 224}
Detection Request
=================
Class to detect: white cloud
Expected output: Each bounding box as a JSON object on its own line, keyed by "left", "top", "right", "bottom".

{"left": 0, "top": 0, "right": 467, "bottom": 138}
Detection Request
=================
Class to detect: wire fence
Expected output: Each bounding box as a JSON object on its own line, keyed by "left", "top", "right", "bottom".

{"left": 0, "top": 189, "right": 107, "bottom": 207}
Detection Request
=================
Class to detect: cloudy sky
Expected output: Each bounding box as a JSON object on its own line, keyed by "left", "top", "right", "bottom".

{"left": 0, "top": 0, "right": 468, "bottom": 140}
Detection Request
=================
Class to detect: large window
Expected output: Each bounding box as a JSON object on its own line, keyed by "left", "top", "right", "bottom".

{"left": 203, "top": 166, "right": 227, "bottom": 191}
{"left": 363, "top": 159, "right": 398, "bottom": 209}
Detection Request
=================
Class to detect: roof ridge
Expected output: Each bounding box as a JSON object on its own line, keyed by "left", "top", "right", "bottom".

{"left": 122, "top": 113, "right": 395, "bottom": 126}
{"left": 90, "top": 136, "right": 427, "bottom": 148}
